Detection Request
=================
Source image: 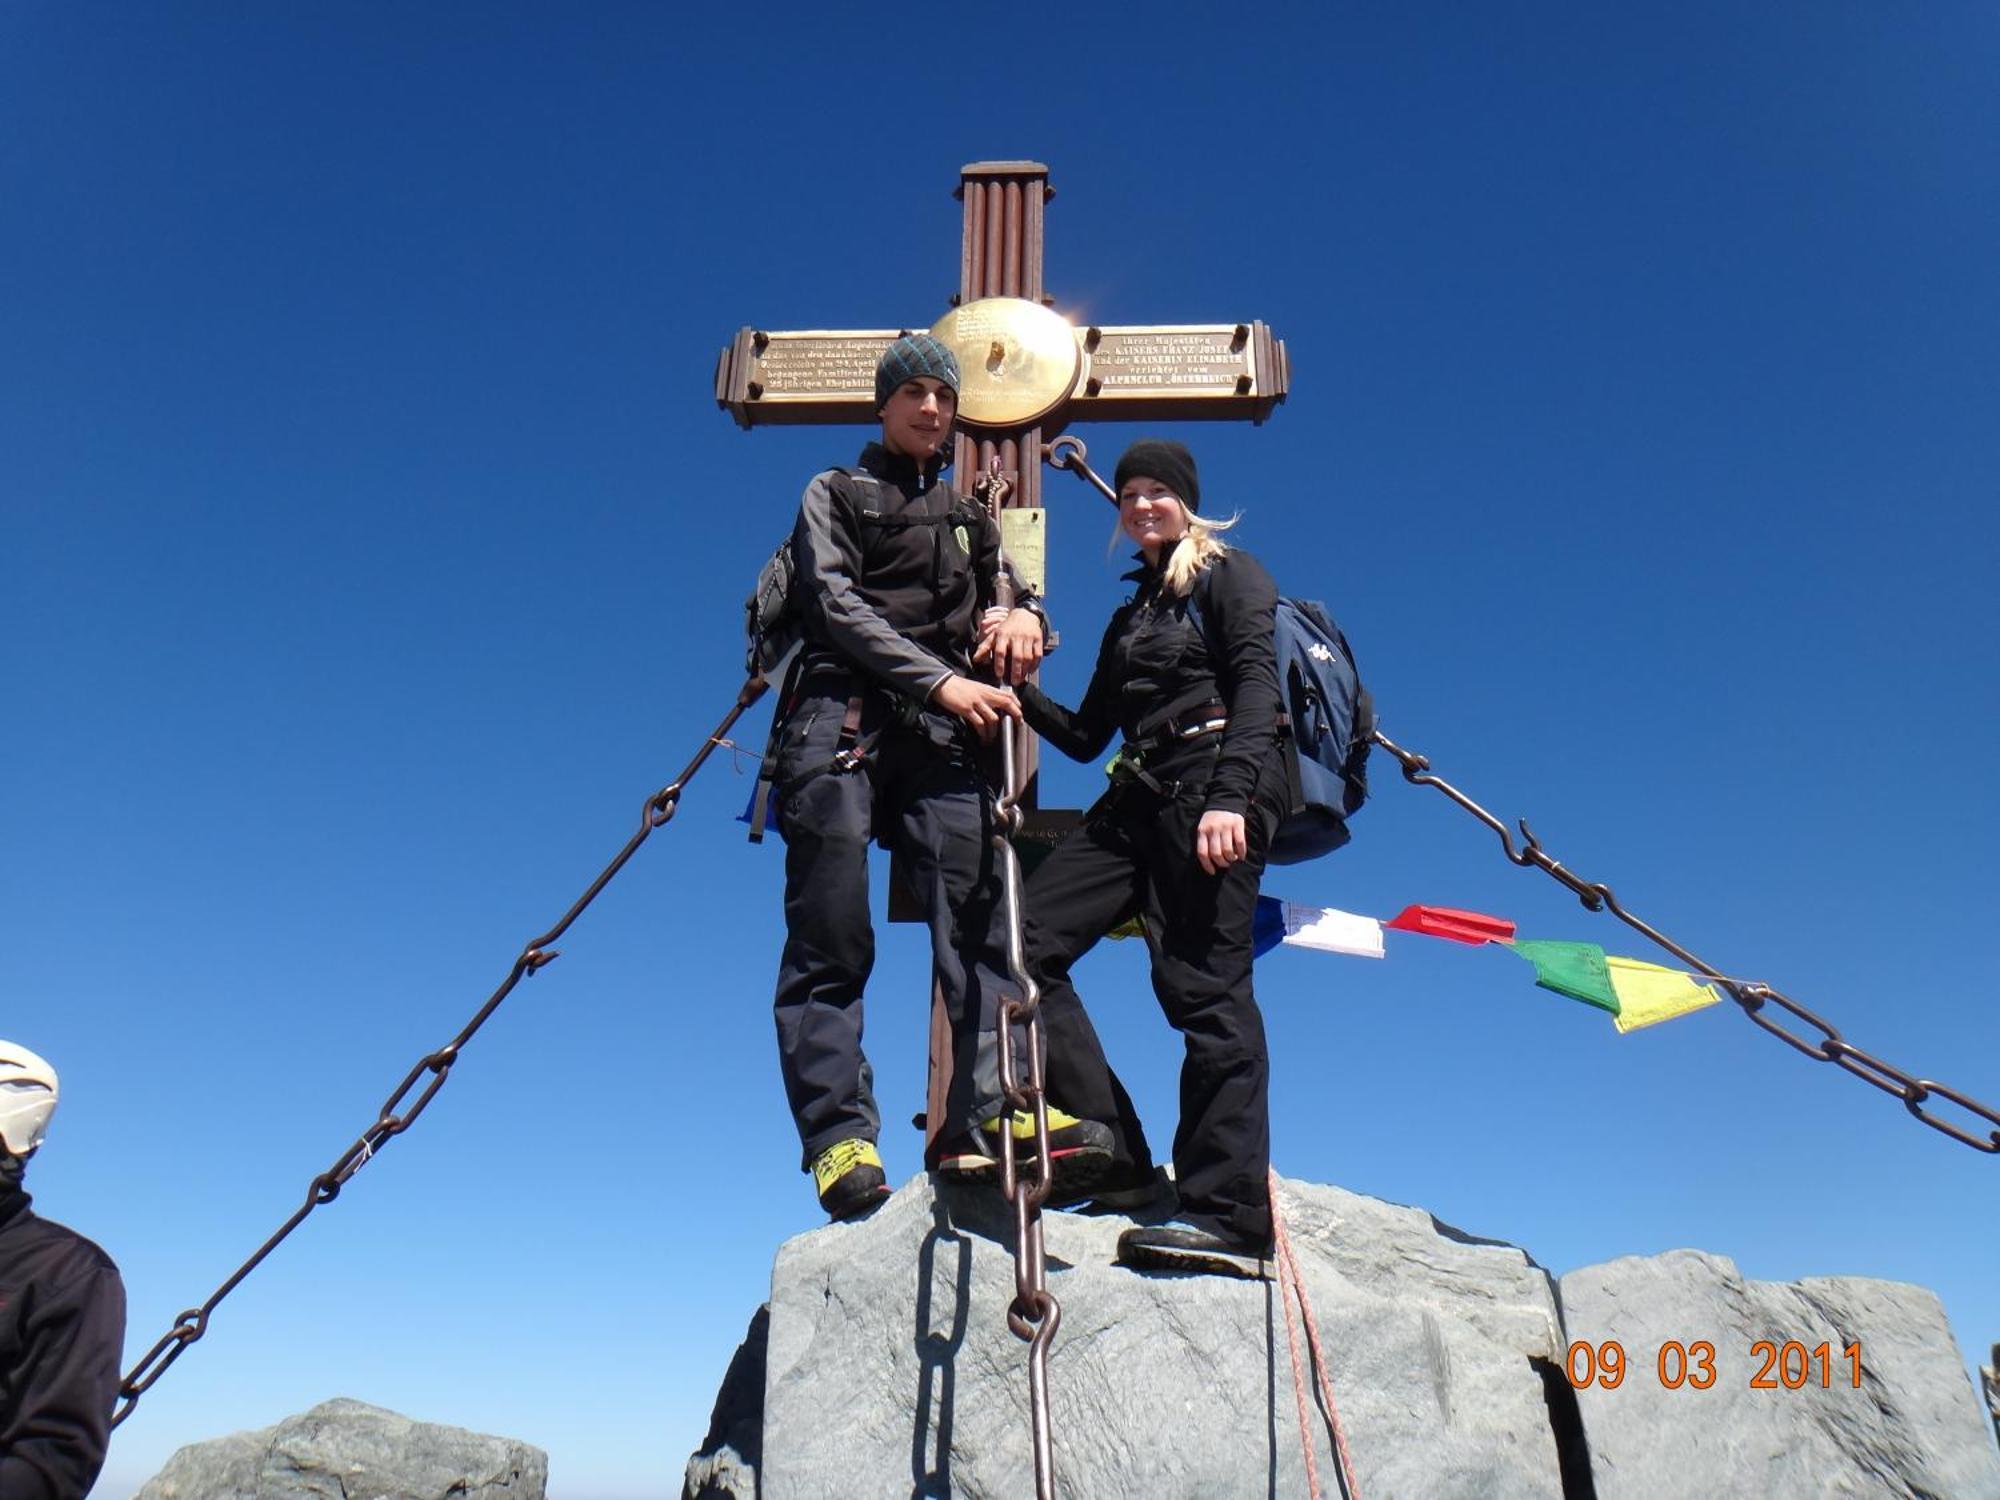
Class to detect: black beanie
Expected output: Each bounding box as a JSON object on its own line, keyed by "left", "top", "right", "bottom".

{"left": 1113, "top": 439, "right": 1200, "bottom": 514}
{"left": 875, "top": 333, "right": 962, "bottom": 412}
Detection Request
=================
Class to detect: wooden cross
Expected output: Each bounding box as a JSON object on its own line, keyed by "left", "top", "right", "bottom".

{"left": 716, "top": 160, "right": 1290, "bottom": 1155}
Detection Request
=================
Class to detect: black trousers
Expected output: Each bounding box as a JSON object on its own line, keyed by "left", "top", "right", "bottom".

{"left": 772, "top": 685, "right": 1021, "bottom": 1169}
{"left": 1024, "top": 744, "right": 1282, "bottom": 1244}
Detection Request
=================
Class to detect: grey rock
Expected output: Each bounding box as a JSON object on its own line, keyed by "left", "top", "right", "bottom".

{"left": 752, "top": 1171, "right": 1571, "bottom": 1500}
{"left": 1985, "top": 1342, "right": 1999, "bottom": 1447}
{"left": 134, "top": 1397, "right": 548, "bottom": 1500}
{"left": 1558, "top": 1249, "right": 2000, "bottom": 1499}
{"left": 683, "top": 1305, "right": 767, "bottom": 1500}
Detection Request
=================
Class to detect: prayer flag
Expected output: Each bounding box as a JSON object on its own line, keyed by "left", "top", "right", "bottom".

{"left": 1507, "top": 940, "right": 1619, "bottom": 1013}
{"left": 1606, "top": 957, "right": 1723, "bottom": 1033}
{"left": 1383, "top": 904, "right": 1517, "bottom": 945}
{"left": 1262, "top": 899, "right": 1387, "bottom": 959}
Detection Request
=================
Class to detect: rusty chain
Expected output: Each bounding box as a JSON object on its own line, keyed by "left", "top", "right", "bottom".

{"left": 992, "top": 717, "right": 1060, "bottom": 1500}
{"left": 1371, "top": 728, "right": 2000, "bottom": 1154}
{"left": 974, "top": 460, "right": 1061, "bottom": 1500}
{"left": 112, "top": 677, "right": 771, "bottom": 1429}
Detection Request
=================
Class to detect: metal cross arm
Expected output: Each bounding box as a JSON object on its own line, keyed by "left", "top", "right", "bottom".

{"left": 715, "top": 314, "right": 1289, "bottom": 431}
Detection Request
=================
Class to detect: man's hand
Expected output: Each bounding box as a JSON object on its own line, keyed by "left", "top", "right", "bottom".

{"left": 972, "top": 607, "right": 1046, "bottom": 685}
{"left": 931, "top": 675, "right": 1022, "bottom": 741}
{"left": 1194, "top": 809, "right": 1249, "bottom": 875}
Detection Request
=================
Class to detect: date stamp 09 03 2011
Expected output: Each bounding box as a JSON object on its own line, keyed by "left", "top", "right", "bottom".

{"left": 1565, "top": 1339, "right": 1864, "bottom": 1391}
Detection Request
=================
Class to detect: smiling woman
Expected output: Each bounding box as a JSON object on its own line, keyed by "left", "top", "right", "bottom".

{"left": 1009, "top": 439, "right": 1294, "bottom": 1280}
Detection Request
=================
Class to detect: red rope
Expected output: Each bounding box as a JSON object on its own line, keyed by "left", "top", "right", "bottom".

{"left": 1269, "top": 1169, "right": 1363, "bottom": 1500}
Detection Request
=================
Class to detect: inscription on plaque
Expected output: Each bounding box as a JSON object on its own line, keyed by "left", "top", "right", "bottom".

{"left": 1000, "top": 508, "right": 1047, "bottom": 596}
{"left": 1082, "top": 326, "right": 1255, "bottom": 396}
{"left": 750, "top": 332, "right": 896, "bottom": 400}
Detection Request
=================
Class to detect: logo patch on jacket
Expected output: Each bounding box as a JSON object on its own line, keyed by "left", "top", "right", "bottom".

{"left": 953, "top": 524, "right": 970, "bottom": 555}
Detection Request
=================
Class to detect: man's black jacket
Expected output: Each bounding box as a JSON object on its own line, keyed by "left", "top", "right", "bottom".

{"left": 790, "top": 441, "right": 1039, "bottom": 703}
{"left": 0, "top": 1188, "right": 126, "bottom": 1500}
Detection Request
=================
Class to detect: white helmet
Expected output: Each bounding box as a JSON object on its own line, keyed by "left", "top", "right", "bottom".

{"left": 0, "top": 1041, "right": 59, "bottom": 1157}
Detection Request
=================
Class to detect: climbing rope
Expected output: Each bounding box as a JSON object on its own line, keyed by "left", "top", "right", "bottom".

{"left": 975, "top": 462, "right": 1062, "bottom": 1500}
{"left": 1270, "top": 1169, "right": 1362, "bottom": 1500}
{"left": 111, "top": 678, "right": 771, "bottom": 1428}
{"left": 1371, "top": 730, "right": 2000, "bottom": 1154}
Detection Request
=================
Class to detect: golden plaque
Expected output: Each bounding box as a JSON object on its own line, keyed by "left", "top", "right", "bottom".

{"left": 930, "top": 297, "right": 1081, "bottom": 428}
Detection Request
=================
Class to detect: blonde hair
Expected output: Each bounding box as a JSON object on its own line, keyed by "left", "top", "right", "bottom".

{"left": 1107, "top": 508, "right": 1242, "bottom": 594}
{"left": 1161, "top": 512, "right": 1240, "bottom": 597}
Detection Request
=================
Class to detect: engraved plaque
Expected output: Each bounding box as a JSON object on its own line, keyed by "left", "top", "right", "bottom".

{"left": 999, "top": 507, "right": 1047, "bottom": 596}
{"left": 715, "top": 328, "right": 903, "bottom": 427}
{"left": 754, "top": 333, "right": 889, "bottom": 397}
{"left": 932, "top": 298, "right": 1081, "bottom": 428}
{"left": 1069, "top": 322, "right": 1288, "bottom": 423}
{"left": 1084, "top": 326, "right": 1253, "bottom": 396}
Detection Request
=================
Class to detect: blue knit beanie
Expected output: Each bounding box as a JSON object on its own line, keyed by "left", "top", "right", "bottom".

{"left": 875, "top": 333, "right": 961, "bottom": 412}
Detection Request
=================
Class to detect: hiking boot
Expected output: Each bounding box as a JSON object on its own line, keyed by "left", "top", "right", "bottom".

{"left": 939, "top": 1106, "right": 1116, "bottom": 1192}
{"left": 1054, "top": 1162, "right": 1176, "bottom": 1215}
{"left": 933, "top": 1131, "right": 1000, "bottom": 1181}
{"left": 811, "top": 1138, "right": 890, "bottom": 1221}
{"left": 978, "top": 1105, "right": 1115, "bottom": 1167}
{"left": 1116, "top": 1222, "right": 1273, "bottom": 1281}
{"left": 980, "top": 1105, "right": 1115, "bottom": 1200}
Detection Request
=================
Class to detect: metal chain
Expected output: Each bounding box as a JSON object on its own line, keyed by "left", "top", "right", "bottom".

{"left": 1372, "top": 728, "right": 2000, "bottom": 1154}
{"left": 112, "top": 677, "right": 771, "bottom": 1428}
{"left": 974, "top": 461, "right": 1060, "bottom": 1500}
{"left": 992, "top": 720, "right": 1060, "bottom": 1500}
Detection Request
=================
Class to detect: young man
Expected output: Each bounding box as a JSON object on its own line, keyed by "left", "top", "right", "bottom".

{"left": 0, "top": 1041, "right": 127, "bottom": 1500}
{"left": 770, "top": 333, "right": 1112, "bottom": 1218}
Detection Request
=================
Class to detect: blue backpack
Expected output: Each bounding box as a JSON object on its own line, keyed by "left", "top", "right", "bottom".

{"left": 1188, "top": 580, "right": 1374, "bottom": 864}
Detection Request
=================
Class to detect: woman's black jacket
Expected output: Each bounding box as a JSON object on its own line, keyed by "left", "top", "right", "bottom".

{"left": 1019, "top": 548, "right": 1282, "bottom": 817}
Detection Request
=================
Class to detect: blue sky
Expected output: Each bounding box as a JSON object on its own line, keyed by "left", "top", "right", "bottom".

{"left": 5, "top": 4, "right": 1996, "bottom": 1495}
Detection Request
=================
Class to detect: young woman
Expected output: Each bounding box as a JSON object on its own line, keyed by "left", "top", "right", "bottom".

{"left": 1018, "top": 439, "right": 1288, "bottom": 1278}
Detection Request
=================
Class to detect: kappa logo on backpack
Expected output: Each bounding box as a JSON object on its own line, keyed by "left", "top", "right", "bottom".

{"left": 1189, "top": 580, "right": 1375, "bottom": 864}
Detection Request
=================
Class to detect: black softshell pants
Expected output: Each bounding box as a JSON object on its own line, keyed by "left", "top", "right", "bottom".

{"left": 773, "top": 684, "right": 1023, "bottom": 1169}
{"left": 1024, "top": 744, "right": 1283, "bottom": 1245}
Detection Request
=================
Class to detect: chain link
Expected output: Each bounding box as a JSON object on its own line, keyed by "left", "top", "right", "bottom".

{"left": 112, "top": 678, "right": 771, "bottom": 1428}
{"left": 974, "top": 459, "right": 1060, "bottom": 1500}
{"left": 1372, "top": 728, "right": 2000, "bottom": 1154}
{"left": 992, "top": 719, "right": 1060, "bottom": 1500}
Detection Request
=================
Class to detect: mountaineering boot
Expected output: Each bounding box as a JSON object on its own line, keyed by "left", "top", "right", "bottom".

{"left": 811, "top": 1138, "right": 891, "bottom": 1221}
{"left": 933, "top": 1130, "right": 1000, "bottom": 1180}
{"left": 978, "top": 1104, "right": 1115, "bottom": 1166}
{"left": 935, "top": 1105, "right": 1116, "bottom": 1191}
{"left": 1116, "top": 1221, "right": 1273, "bottom": 1281}
{"left": 1051, "top": 1162, "right": 1177, "bottom": 1215}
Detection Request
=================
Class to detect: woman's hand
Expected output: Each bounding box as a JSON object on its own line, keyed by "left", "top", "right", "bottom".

{"left": 972, "top": 607, "right": 1046, "bottom": 685}
{"left": 1194, "top": 809, "right": 1248, "bottom": 875}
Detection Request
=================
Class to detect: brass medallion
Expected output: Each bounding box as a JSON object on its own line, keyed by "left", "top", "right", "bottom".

{"left": 930, "top": 297, "right": 1081, "bottom": 428}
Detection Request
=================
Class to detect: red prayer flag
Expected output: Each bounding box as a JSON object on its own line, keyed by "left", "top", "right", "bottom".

{"left": 1382, "top": 905, "right": 1517, "bottom": 945}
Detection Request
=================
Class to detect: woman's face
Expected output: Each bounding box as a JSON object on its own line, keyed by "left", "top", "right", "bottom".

{"left": 1119, "top": 476, "right": 1190, "bottom": 558}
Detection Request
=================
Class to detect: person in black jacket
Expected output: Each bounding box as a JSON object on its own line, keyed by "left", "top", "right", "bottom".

{"left": 0, "top": 1040, "right": 127, "bottom": 1500}
{"left": 771, "top": 334, "right": 1112, "bottom": 1220}
{"left": 1016, "top": 439, "right": 1288, "bottom": 1278}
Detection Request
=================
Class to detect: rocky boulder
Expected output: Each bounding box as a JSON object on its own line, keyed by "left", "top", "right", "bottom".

{"left": 136, "top": 1397, "right": 547, "bottom": 1500}
{"left": 685, "top": 1172, "right": 2000, "bottom": 1500}
{"left": 1560, "top": 1250, "right": 2000, "bottom": 1499}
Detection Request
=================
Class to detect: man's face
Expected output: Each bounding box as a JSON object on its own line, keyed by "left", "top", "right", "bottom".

{"left": 879, "top": 376, "right": 956, "bottom": 460}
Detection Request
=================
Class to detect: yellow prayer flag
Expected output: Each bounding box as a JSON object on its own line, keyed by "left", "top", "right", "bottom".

{"left": 1607, "top": 956, "right": 1723, "bottom": 1033}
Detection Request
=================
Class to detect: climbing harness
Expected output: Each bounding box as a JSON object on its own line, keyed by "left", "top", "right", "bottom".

{"left": 1270, "top": 1168, "right": 1363, "bottom": 1500}
{"left": 1370, "top": 730, "right": 2000, "bottom": 1154}
{"left": 111, "top": 678, "right": 771, "bottom": 1428}
{"left": 975, "top": 461, "right": 1062, "bottom": 1500}
{"left": 1049, "top": 435, "right": 1998, "bottom": 1158}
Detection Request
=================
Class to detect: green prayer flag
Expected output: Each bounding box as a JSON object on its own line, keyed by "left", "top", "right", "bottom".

{"left": 1508, "top": 939, "right": 1620, "bottom": 1013}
